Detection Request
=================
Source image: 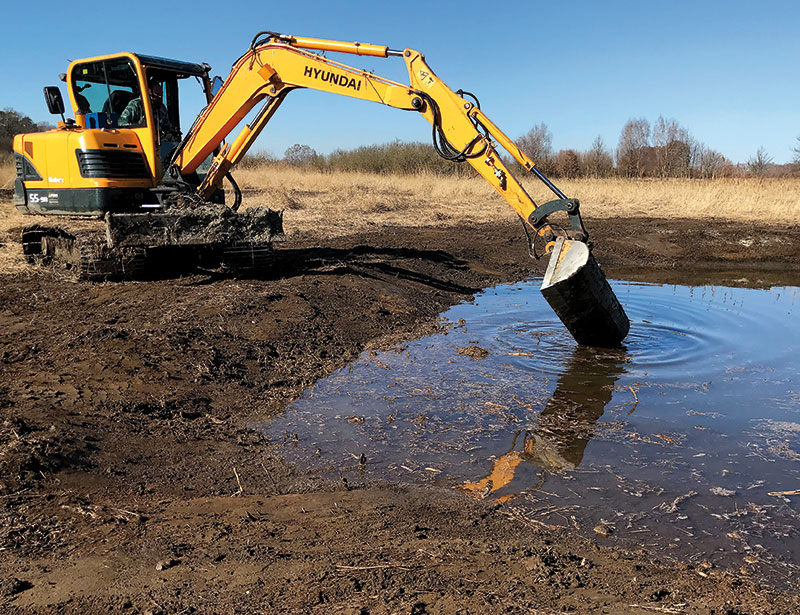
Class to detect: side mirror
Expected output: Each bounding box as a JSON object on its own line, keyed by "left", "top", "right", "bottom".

{"left": 210, "top": 76, "right": 224, "bottom": 98}
{"left": 44, "top": 86, "right": 65, "bottom": 116}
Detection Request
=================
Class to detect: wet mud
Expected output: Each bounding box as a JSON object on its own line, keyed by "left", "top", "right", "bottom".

{"left": 1, "top": 217, "right": 800, "bottom": 613}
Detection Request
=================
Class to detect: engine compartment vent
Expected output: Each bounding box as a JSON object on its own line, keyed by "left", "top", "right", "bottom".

{"left": 76, "top": 149, "right": 150, "bottom": 179}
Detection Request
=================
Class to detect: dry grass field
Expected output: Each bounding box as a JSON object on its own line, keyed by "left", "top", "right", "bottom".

{"left": 233, "top": 165, "right": 800, "bottom": 234}
{"left": 2, "top": 159, "right": 799, "bottom": 272}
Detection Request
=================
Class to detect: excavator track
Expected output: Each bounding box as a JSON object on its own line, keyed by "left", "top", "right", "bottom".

{"left": 21, "top": 224, "right": 278, "bottom": 281}
{"left": 78, "top": 245, "right": 148, "bottom": 281}
{"left": 22, "top": 225, "right": 147, "bottom": 281}
{"left": 220, "top": 242, "right": 276, "bottom": 273}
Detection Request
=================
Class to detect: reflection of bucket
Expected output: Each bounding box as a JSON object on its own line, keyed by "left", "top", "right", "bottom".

{"left": 527, "top": 434, "right": 577, "bottom": 471}
{"left": 541, "top": 237, "right": 630, "bottom": 347}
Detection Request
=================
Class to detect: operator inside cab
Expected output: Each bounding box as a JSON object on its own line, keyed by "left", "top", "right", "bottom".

{"left": 119, "top": 77, "right": 180, "bottom": 143}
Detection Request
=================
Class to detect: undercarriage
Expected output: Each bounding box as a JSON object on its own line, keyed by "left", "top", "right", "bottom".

{"left": 21, "top": 201, "right": 284, "bottom": 281}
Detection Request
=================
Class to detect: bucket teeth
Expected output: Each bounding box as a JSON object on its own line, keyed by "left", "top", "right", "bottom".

{"left": 540, "top": 237, "right": 629, "bottom": 347}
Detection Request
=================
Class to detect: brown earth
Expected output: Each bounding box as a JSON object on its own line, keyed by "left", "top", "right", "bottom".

{"left": 1, "top": 217, "right": 800, "bottom": 614}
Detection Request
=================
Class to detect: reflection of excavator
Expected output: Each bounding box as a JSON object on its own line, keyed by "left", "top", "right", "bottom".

{"left": 462, "top": 346, "right": 627, "bottom": 500}
{"left": 13, "top": 31, "right": 628, "bottom": 346}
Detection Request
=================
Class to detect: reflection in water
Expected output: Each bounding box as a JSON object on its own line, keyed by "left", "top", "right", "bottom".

{"left": 462, "top": 346, "right": 626, "bottom": 500}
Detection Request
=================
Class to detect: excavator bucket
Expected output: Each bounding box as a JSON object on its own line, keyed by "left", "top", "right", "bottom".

{"left": 540, "top": 237, "right": 629, "bottom": 347}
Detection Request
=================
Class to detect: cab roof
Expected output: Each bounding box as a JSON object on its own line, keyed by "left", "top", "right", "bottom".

{"left": 134, "top": 54, "right": 209, "bottom": 78}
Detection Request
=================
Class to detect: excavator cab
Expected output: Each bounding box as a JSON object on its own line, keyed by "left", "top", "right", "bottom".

{"left": 14, "top": 52, "right": 213, "bottom": 216}
{"left": 70, "top": 56, "right": 141, "bottom": 127}
{"left": 67, "top": 53, "right": 210, "bottom": 183}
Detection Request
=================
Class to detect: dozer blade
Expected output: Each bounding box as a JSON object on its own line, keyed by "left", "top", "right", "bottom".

{"left": 105, "top": 204, "right": 284, "bottom": 248}
{"left": 541, "top": 237, "right": 629, "bottom": 347}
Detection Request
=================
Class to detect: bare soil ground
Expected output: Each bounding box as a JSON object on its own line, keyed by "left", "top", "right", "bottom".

{"left": 2, "top": 211, "right": 800, "bottom": 614}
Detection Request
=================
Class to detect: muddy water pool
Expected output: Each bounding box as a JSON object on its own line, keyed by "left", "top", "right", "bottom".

{"left": 266, "top": 278, "right": 800, "bottom": 587}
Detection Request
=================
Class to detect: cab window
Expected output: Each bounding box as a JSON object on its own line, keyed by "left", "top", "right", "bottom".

{"left": 71, "top": 57, "right": 143, "bottom": 126}
{"left": 143, "top": 73, "right": 181, "bottom": 134}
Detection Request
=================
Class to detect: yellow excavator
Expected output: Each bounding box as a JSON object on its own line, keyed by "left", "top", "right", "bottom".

{"left": 12, "top": 31, "right": 628, "bottom": 346}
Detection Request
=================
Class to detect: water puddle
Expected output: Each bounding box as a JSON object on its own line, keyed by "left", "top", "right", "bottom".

{"left": 265, "top": 278, "right": 800, "bottom": 587}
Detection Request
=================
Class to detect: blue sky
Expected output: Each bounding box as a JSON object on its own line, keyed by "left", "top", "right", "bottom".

{"left": 4, "top": 0, "right": 799, "bottom": 163}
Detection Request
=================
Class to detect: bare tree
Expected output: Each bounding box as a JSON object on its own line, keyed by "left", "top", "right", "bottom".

{"left": 652, "top": 116, "right": 675, "bottom": 177}
{"left": 582, "top": 136, "right": 613, "bottom": 178}
{"left": 693, "top": 144, "right": 729, "bottom": 179}
{"left": 284, "top": 143, "right": 320, "bottom": 166}
{"left": 747, "top": 147, "right": 773, "bottom": 177}
{"left": 616, "top": 118, "right": 650, "bottom": 177}
{"left": 687, "top": 137, "right": 705, "bottom": 176}
{"left": 792, "top": 135, "right": 800, "bottom": 168}
{"left": 517, "top": 123, "right": 554, "bottom": 174}
{"left": 651, "top": 116, "right": 693, "bottom": 177}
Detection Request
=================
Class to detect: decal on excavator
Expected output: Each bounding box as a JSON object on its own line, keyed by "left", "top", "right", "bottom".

{"left": 416, "top": 69, "right": 435, "bottom": 88}
{"left": 302, "top": 66, "right": 362, "bottom": 91}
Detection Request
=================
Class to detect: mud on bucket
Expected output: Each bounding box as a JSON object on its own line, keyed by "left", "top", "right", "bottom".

{"left": 540, "top": 237, "right": 629, "bottom": 347}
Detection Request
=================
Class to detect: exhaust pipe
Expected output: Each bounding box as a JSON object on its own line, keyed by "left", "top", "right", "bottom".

{"left": 541, "top": 237, "right": 629, "bottom": 348}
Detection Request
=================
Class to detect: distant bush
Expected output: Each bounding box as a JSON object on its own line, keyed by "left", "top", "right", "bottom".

{"left": 238, "top": 151, "right": 278, "bottom": 168}
{"left": 284, "top": 143, "right": 325, "bottom": 170}
{"left": 555, "top": 149, "right": 581, "bottom": 178}
{"left": 325, "top": 141, "right": 474, "bottom": 177}
{"left": 581, "top": 136, "right": 614, "bottom": 178}
{"left": 265, "top": 141, "right": 473, "bottom": 177}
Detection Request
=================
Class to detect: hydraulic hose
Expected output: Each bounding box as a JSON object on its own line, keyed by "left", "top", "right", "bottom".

{"left": 418, "top": 93, "right": 487, "bottom": 163}
{"left": 226, "top": 172, "right": 242, "bottom": 211}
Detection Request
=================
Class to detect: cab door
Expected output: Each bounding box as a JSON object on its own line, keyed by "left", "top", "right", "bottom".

{"left": 68, "top": 54, "right": 160, "bottom": 182}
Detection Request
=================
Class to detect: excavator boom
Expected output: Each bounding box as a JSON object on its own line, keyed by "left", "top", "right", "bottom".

{"left": 174, "top": 34, "right": 549, "bottom": 239}
{"left": 168, "top": 32, "right": 629, "bottom": 347}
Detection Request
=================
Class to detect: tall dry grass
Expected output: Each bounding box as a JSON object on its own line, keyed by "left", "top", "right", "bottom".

{"left": 0, "top": 210, "right": 30, "bottom": 276}
{"left": 234, "top": 165, "right": 800, "bottom": 236}
{"left": 1, "top": 157, "right": 15, "bottom": 190}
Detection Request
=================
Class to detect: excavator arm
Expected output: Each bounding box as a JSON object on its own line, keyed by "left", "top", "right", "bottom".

{"left": 172, "top": 32, "right": 571, "bottom": 244}
{"left": 169, "top": 32, "right": 628, "bottom": 347}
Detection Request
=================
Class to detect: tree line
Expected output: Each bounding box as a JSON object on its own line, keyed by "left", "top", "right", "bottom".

{"left": 279, "top": 117, "right": 799, "bottom": 179}
{"left": 0, "top": 109, "right": 52, "bottom": 153}
{"left": 515, "top": 117, "right": 798, "bottom": 179}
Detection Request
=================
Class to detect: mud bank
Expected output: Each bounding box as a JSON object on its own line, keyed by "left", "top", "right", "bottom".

{"left": 1, "top": 218, "right": 799, "bottom": 614}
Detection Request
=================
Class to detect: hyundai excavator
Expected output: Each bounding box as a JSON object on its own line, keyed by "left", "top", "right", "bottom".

{"left": 12, "top": 31, "right": 629, "bottom": 347}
